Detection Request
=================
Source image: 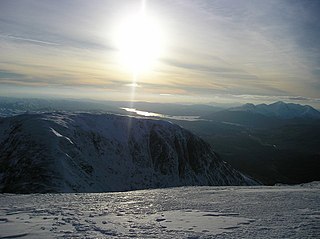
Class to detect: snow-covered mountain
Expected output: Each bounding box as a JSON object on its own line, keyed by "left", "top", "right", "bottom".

{"left": 0, "top": 112, "right": 255, "bottom": 193}
{"left": 231, "top": 101, "right": 320, "bottom": 119}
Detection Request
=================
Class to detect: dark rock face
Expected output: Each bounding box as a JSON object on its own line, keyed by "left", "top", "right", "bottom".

{"left": 0, "top": 113, "right": 255, "bottom": 193}
{"left": 0, "top": 119, "right": 60, "bottom": 193}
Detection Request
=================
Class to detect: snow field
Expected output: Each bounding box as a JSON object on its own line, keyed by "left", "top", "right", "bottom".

{"left": 0, "top": 185, "right": 319, "bottom": 238}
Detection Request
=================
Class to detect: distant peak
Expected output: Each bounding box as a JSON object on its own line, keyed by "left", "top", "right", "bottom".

{"left": 242, "top": 103, "right": 256, "bottom": 109}
{"left": 271, "top": 101, "right": 286, "bottom": 105}
{"left": 243, "top": 103, "right": 255, "bottom": 107}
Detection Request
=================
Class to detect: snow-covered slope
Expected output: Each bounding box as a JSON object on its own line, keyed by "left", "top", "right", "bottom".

{"left": 231, "top": 101, "right": 320, "bottom": 119}
{"left": 0, "top": 112, "right": 254, "bottom": 193}
{"left": 1, "top": 185, "right": 319, "bottom": 238}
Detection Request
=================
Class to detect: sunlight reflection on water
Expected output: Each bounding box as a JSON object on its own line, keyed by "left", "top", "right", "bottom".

{"left": 121, "top": 108, "right": 202, "bottom": 121}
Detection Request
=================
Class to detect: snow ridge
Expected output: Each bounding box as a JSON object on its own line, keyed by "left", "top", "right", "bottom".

{"left": 0, "top": 112, "right": 255, "bottom": 193}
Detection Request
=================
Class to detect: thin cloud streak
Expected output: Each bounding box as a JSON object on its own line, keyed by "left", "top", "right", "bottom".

{"left": 162, "top": 58, "right": 242, "bottom": 73}
{"left": 0, "top": 34, "right": 59, "bottom": 46}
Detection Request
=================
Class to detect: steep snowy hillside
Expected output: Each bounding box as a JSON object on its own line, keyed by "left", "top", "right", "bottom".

{"left": 231, "top": 101, "right": 320, "bottom": 119}
{"left": 0, "top": 113, "right": 254, "bottom": 193}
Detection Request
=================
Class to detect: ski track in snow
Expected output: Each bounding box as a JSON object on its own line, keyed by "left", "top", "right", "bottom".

{"left": 0, "top": 185, "right": 319, "bottom": 238}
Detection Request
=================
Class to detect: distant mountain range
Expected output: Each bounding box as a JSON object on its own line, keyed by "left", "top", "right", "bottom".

{"left": 1, "top": 97, "right": 319, "bottom": 121}
{"left": 202, "top": 101, "right": 320, "bottom": 129}
{"left": 0, "top": 97, "right": 319, "bottom": 186}
{"left": 179, "top": 101, "right": 320, "bottom": 185}
{"left": 230, "top": 101, "right": 320, "bottom": 119}
{"left": 0, "top": 112, "right": 255, "bottom": 193}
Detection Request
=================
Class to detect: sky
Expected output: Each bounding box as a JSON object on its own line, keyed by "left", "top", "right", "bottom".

{"left": 0, "top": 0, "right": 320, "bottom": 107}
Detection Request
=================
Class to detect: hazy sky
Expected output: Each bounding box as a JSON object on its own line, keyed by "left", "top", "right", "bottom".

{"left": 0, "top": 0, "right": 320, "bottom": 107}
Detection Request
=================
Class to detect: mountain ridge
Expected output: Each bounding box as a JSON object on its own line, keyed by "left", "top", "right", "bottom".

{"left": 0, "top": 112, "right": 255, "bottom": 193}
{"left": 230, "top": 101, "right": 320, "bottom": 119}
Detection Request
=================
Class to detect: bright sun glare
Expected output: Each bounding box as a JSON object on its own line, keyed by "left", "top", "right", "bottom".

{"left": 115, "top": 10, "right": 164, "bottom": 73}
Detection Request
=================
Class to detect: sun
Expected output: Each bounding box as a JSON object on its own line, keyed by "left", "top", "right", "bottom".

{"left": 114, "top": 12, "right": 164, "bottom": 73}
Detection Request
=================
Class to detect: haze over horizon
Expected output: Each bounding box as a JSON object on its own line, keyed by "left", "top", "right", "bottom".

{"left": 1, "top": 0, "right": 320, "bottom": 108}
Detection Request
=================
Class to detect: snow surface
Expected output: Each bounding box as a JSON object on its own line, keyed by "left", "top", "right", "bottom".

{"left": 0, "top": 184, "right": 319, "bottom": 238}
